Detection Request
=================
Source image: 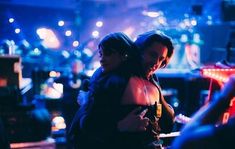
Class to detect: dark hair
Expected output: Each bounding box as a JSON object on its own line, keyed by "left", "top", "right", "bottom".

{"left": 134, "top": 30, "right": 174, "bottom": 59}
{"left": 98, "top": 32, "right": 136, "bottom": 58}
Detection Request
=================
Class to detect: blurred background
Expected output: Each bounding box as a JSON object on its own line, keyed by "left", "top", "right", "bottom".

{"left": 0, "top": 0, "right": 235, "bottom": 148}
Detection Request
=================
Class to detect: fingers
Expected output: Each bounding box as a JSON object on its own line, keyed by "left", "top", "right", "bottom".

{"left": 135, "top": 117, "right": 150, "bottom": 132}
{"left": 118, "top": 107, "right": 150, "bottom": 132}
{"left": 139, "top": 109, "right": 148, "bottom": 118}
{"left": 140, "top": 117, "right": 150, "bottom": 126}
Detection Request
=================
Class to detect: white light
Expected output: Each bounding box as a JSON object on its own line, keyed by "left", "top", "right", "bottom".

{"left": 83, "top": 48, "right": 93, "bottom": 57}
{"left": 62, "top": 50, "right": 70, "bottom": 58}
{"left": 173, "top": 102, "right": 179, "bottom": 107}
{"left": 53, "top": 116, "right": 65, "bottom": 123}
{"left": 142, "top": 10, "right": 160, "bottom": 18}
{"left": 184, "top": 19, "right": 191, "bottom": 27}
{"left": 207, "top": 20, "right": 213, "bottom": 25}
{"left": 180, "top": 34, "right": 188, "bottom": 43}
{"left": 158, "top": 16, "right": 166, "bottom": 25}
{"left": 15, "top": 28, "right": 21, "bottom": 34}
{"left": 85, "top": 69, "right": 96, "bottom": 77}
{"left": 36, "top": 28, "right": 47, "bottom": 39}
{"left": 65, "top": 30, "right": 72, "bottom": 36}
{"left": 36, "top": 27, "right": 60, "bottom": 48}
{"left": 52, "top": 116, "right": 66, "bottom": 129}
{"left": 179, "top": 22, "right": 186, "bottom": 29}
{"left": 9, "top": 18, "right": 14, "bottom": 23}
{"left": 58, "top": 20, "right": 65, "bottom": 26}
{"left": 96, "top": 21, "right": 103, "bottom": 27}
{"left": 73, "top": 41, "right": 79, "bottom": 47}
{"left": 193, "top": 33, "right": 201, "bottom": 43}
{"left": 74, "top": 50, "right": 81, "bottom": 57}
{"left": 33, "top": 48, "right": 41, "bottom": 55}
{"left": 92, "top": 31, "right": 99, "bottom": 38}
{"left": 191, "top": 19, "right": 197, "bottom": 26}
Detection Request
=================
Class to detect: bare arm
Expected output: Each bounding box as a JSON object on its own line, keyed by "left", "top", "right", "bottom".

{"left": 158, "top": 93, "right": 175, "bottom": 133}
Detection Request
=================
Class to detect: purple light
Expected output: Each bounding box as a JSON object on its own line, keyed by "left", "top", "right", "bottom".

{"left": 96, "top": 21, "right": 103, "bottom": 27}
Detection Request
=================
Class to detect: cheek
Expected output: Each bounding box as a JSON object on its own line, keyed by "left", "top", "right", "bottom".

{"left": 112, "top": 58, "right": 122, "bottom": 67}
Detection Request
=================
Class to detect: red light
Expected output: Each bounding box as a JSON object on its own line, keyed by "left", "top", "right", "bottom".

{"left": 201, "top": 68, "right": 235, "bottom": 83}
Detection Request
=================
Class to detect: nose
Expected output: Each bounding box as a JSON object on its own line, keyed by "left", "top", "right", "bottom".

{"left": 100, "top": 56, "right": 107, "bottom": 66}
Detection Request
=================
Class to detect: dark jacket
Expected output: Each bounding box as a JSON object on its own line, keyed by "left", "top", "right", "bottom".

{"left": 69, "top": 67, "right": 174, "bottom": 149}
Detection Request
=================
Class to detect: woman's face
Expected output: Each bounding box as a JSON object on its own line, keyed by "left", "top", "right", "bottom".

{"left": 99, "top": 48, "right": 123, "bottom": 73}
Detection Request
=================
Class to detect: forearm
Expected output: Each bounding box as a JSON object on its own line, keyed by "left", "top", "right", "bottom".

{"left": 160, "top": 94, "right": 174, "bottom": 120}
{"left": 159, "top": 95, "right": 175, "bottom": 132}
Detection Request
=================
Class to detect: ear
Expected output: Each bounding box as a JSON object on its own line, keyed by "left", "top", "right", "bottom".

{"left": 160, "top": 58, "right": 170, "bottom": 68}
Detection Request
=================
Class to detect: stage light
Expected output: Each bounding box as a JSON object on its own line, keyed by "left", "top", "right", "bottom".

{"left": 206, "top": 16, "right": 213, "bottom": 25}
{"left": 85, "top": 69, "right": 96, "bottom": 77}
{"left": 52, "top": 116, "right": 66, "bottom": 130}
{"left": 179, "top": 22, "right": 186, "bottom": 29}
{"left": 96, "top": 21, "right": 103, "bottom": 27}
{"left": 193, "top": 33, "right": 201, "bottom": 44}
{"left": 201, "top": 68, "right": 235, "bottom": 83}
{"left": 184, "top": 19, "right": 191, "bottom": 27}
{"left": 83, "top": 48, "right": 93, "bottom": 57}
{"left": 180, "top": 34, "right": 188, "bottom": 43}
{"left": 9, "top": 18, "right": 14, "bottom": 23}
{"left": 62, "top": 50, "right": 70, "bottom": 58}
{"left": 49, "top": 71, "right": 60, "bottom": 78}
{"left": 15, "top": 28, "right": 20, "bottom": 34}
{"left": 191, "top": 19, "right": 197, "bottom": 26}
{"left": 74, "top": 50, "right": 81, "bottom": 57}
{"left": 58, "top": 20, "right": 64, "bottom": 27}
{"left": 73, "top": 40, "right": 79, "bottom": 47}
{"left": 32, "top": 48, "right": 41, "bottom": 56}
{"left": 142, "top": 10, "right": 161, "bottom": 18}
{"left": 36, "top": 28, "right": 47, "bottom": 39}
{"left": 92, "top": 30, "right": 99, "bottom": 38}
{"left": 65, "top": 30, "right": 72, "bottom": 36}
{"left": 158, "top": 16, "right": 166, "bottom": 25}
{"left": 36, "top": 27, "right": 60, "bottom": 48}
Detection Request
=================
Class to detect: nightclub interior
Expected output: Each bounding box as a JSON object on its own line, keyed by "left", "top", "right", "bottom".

{"left": 0, "top": 0, "right": 235, "bottom": 148}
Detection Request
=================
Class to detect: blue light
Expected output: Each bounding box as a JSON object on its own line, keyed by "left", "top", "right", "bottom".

{"left": 9, "top": 18, "right": 14, "bottom": 23}
{"left": 65, "top": 30, "right": 72, "bottom": 36}
{"left": 58, "top": 20, "right": 65, "bottom": 27}
{"left": 15, "top": 28, "right": 21, "bottom": 34}
{"left": 96, "top": 21, "right": 103, "bottom": 27}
